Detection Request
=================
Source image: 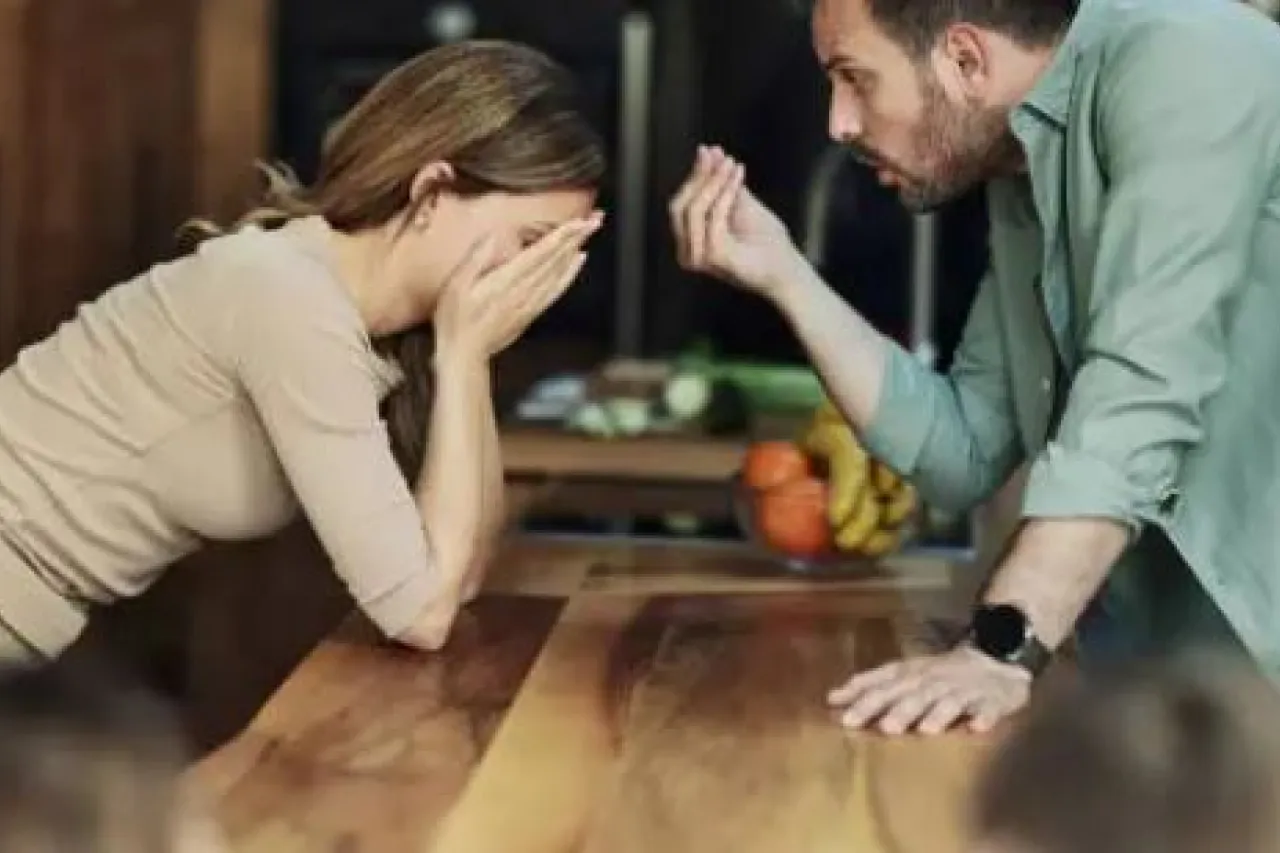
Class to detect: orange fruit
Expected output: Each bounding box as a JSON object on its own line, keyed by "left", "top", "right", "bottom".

{"left": 756, "top": 476, "right": 832, "bottom": 558}
{"left": 742, "top": 440, "right": 811, "bottom": 492}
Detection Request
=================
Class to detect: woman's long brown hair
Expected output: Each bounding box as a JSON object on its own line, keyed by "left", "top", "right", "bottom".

{"left": 187, "top": 39, "right": 605, "bottom": 481}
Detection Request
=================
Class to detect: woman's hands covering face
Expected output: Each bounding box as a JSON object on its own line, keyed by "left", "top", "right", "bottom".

{"left": 434, "top": 211, "right": 603, "bottom": 360}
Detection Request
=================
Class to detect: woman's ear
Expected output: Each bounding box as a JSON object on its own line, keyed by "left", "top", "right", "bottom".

{"left": 409, "top": 160, "right": 457, "bottom": 218}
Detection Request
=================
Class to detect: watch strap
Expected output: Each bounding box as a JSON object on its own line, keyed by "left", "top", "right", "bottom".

{"left": 1005, "top": 634, "right": 1052, "bottom": 677}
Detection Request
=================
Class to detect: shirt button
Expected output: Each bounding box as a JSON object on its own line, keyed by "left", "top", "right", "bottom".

{"left": 1041, "top": 377, "right": 1052, "bottom": 394}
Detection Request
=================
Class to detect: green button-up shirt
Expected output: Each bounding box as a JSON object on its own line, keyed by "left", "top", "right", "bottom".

{"left": 862, "top": 0, "right": 1280, "bottom": 671}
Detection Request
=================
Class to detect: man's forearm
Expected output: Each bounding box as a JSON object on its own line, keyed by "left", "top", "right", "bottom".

{"left": 981, "top": 517, "right": 1131, "bottom": 649}
{"left": 768, "top": 252, "right": 889, "bottom": 430}
{"left": 767, "top": 252, "right": 1020, "bottom": 510}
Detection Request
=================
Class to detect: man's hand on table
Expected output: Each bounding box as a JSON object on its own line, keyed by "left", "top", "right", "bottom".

{"left": 827, "top": 644, "right": 1032, "bottom": 735}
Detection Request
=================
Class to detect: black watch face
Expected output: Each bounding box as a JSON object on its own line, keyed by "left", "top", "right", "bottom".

{"left": 974, "top": 604, "right": 1028, "bottom": 658}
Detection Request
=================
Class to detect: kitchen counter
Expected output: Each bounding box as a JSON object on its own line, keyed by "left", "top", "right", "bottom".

{"left": 185, "top": 538, "right": 1001, "bottom": 852}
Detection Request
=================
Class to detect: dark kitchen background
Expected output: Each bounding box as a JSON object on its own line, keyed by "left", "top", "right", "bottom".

{"left": 0, "top": 0, "right": 995, "bottom": 752}
{"left": 272, "top": 0, "right": 990, "bottom": 367}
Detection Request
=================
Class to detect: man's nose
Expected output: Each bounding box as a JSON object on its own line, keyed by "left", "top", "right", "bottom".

{"left": 828, "top": 95, "right": 863, "bottom": 144}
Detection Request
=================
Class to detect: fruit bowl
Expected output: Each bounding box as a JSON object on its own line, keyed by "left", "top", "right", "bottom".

{"left": 730, "top": 471, "right": 920, "bottom": 573}
{"left": 730, "top": 473, "right": 847, "bottom": 572}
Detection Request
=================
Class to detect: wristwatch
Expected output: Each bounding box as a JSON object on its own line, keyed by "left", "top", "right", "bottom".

{"left": 967, "top": 602, "right": 1052, "bottom": 677}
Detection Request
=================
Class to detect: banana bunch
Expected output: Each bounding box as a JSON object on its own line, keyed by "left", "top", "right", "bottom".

{"left": 799, "top": 399, "right": 919, "bottom": 557}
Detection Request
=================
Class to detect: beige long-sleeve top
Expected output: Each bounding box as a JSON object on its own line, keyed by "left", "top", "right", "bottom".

{"left": 0, "top": 216, "right": 440, "bottom": 657}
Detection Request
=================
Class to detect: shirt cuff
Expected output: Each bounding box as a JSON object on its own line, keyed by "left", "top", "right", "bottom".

{"left": 356, "top": 566, "right": 444, "bottom": 640}
{"left": 1021, "top": 442, "right": 1173, "bottom": 535}
{"left": 859, "top": 342, "right": 934, "bottom": 475}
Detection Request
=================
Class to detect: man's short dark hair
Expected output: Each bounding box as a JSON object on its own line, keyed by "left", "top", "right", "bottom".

{"left": 863, "top": 0, "right": 1078, "bottom": 57}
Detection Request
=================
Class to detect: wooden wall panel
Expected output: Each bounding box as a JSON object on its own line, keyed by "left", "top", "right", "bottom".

{"left": 194, "top": 0, "right": 273, "bottom": 225}
{"left": 0, "top": 0, "right": 269, "bottom": 357}
{"left": 0, "top": 0, "right": 29, "bottom": 363}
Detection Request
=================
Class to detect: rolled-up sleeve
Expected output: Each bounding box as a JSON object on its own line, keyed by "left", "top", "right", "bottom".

{"left": 861, "top": 271, "right": 1024, "bottom": 512}
{"left": 1021, "top": 19, "right": 1280, "bottom": 532}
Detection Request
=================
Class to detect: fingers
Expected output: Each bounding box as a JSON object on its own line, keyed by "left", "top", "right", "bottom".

{"left": 828, "top": 660, "right": 902, "bottom": 706}
{"left": 493, "top": 250, "right": 587, "bottom": 352}
{"left": 918, "top": 691, "right": 974, "bottom": 735}
{"left": 508, "top": 213, "right": 600, "bottom": 279}
{"left": 967, "top": 705, "right": 1005, "bottom": 734}
{"left": 877, "top": 680, "right": 957, "bottom": 735}
{"left": 684, "top": 151, "right": 739, "bottom": 269}
{"left": 670, "top": 145, "right": 740, "bottom": 270}
{"left": 520, "top": 214, "right": 594, "bottom": 302}
{"left": 839, "top": 674, "right": 922, "bottom": 729}
{"left": 830, "top": 649, "right": 1030, "bottom": 735}
{"left": 471, "top": 212, "right": 598, "bottom": 310}
{"left": 669, "top": 147, "right": 713, "bottom": 263}
{"left": 708, "top": 160, "right": 745, "bottom": 249}
{"left": 683, "top": 148, "right": 723, "bottom": 268}
{"left": 532, "top": 250, "right": 587, "bottom": 315}
{"left": 967, "top": 687, "right": 1027, "bottom": 733}
{"left": 448, "top": 234, "right": 498, "bottom": 287}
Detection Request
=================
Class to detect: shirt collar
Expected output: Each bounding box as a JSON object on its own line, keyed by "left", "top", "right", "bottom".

{"left": 1016, "top": 0, "right": 1112, "bottom": 126}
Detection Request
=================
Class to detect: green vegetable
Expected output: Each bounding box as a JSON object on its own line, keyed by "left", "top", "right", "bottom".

{"left": 663, "top": 371, "right": 711, "bottom": 420}
{"left": 567, "top": 401, "right": 615, "bottom": 437}
{"left": 700, "top": 378, "right": 750, "bottom": 435}
{"left": 606, "top": 397, "right": 651, "bottom": 436}
{"left": 662, "top": 370, "right": 751, "bottom": 435}
{"left": 674, "top": 348, "right": 825, "bottom": 413}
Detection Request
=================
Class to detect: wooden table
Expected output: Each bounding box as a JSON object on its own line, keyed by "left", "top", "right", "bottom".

{"left": 186, "top": 539, "right": 1001, "bottom": 852}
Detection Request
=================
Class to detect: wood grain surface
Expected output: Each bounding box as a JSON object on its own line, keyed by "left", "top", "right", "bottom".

{"left": 186, "top": 596, "right": 565, "bottom": 853}
{"left": 428, "top": 591, "right": 992, "bottom": 853}
{"left": 189, "top": 542, "right": 991, "bottom": 853}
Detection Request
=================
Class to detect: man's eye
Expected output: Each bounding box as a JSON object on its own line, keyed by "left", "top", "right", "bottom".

{"left": 842, "top": 70, "right": 874, "bottom": 95}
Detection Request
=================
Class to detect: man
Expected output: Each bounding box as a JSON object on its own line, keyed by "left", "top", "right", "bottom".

{"left": 670, "top": 0, "right": 1280, "bottom": 735}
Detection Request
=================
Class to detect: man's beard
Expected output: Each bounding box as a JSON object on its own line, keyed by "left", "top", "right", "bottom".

{"left": 855, "top": 69, "right": 1020, "bottom": 214}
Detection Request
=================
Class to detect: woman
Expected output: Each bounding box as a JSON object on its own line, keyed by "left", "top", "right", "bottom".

{"left": 0, "top": 39, "right": 605, "bottom": 664}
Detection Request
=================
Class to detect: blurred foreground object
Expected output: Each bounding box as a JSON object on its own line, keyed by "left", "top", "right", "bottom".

{"left": 971, "top": 651, "right": 1280, "bottom": 853}
{"left": 0, "top": 662, "right": 224, "bottom": 852}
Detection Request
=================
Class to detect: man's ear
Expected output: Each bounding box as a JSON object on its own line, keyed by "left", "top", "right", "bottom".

{"left": 410, "top": 160, "right": 457, "bottom": 211}
{"left": 935, "top": 23, "right": 992, "bottom": 97}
